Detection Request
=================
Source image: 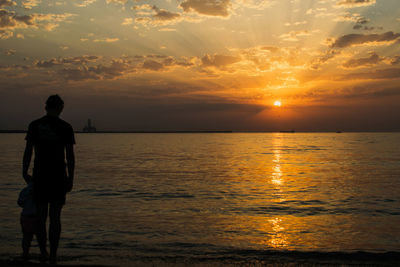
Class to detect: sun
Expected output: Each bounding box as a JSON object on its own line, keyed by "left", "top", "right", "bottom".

{"left": 274, "top": 100, "right": 281, "bottom": 107}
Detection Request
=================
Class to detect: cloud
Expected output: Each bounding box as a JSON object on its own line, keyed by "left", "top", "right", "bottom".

{"left": 284, "top": 20, "right": 307, "bottom": 27}
{"left": 134, "top": 17, "right": 151, "bottom": 25}
{"left": 34, "top": 55, "right": 100, "bottom": 68}
{"left": 133, "top": 5, "right": 182, "bottom": 26}
{"left": 390, "top": 56, "right": 400, "bottom": 65}
{"left": 334, "top": 12, "right": 368, "bottom": 24}
{"left": 341, "top": 68, "right": 400, "bottom": 80}
{"left": 0, "top": 29, "right": 13, "bottom": 39}
{"left": 152, "top": 6, "right": 181, "bottom": 22}
{"left": 0, "top": 9, "right": 75, "bottom": 32}
{"left": 279, "top": 30, "right": 312, "bottom": 42}
{"left": 33, "top": 13, "right": 76, "bottom": 31}
{"left": 306, "top": 7, "right": 335, "bottom": 18}
{"left": 0, "top": 10, "right": 34, "bottom": 29}
{"left": 260, "top": 46, "right": 279, "bottom": 53}
{"left": 75, "top": 0, "right": 96, "bottom": 7}
{"left": 201, "top": 54, "right": 241, "bottom": 68}
{"left": 342, "top": 52, "right": 384, "bottom": 69}
{"left": 93, "top": 37, "right": 119, "bottom": 42}
{"left": 311, "top": 49, "right": 341, "bottom": 69}
{"left": 131, "top": 4, "right": 153, "bottom": 11}
{"left": 330, "top": 31, "right": 400, "bottom": 48}
{"left": 301, "top": 85, "right": 400, "bottom": 102}
{"left": 158, "top": 28, "right": 176, "bottom": 32}
{"left": 25, "top": 54, "right": 195, "bottom": 82}
{"left": 306, "top": 7, "right": 327, "bottom": 15}
{"left": 61, "top": 59, "right": 135, "bottom": 81}
{"left": 333, "top": 12, "right": 379, "bottom": 31}
{"left": 22, "top": 0, "right": 41, "bottom": 10}
{"left": 233, "top": 0, "right": 275, "bottom": 10}
{"left": 60, "top": 67, "right": 100, "bottom": 81}
{"left": 4, "top": 49, "right": 16, "bottom": 55}
{"left": 142, "top": 60, "right": 164, "bottom": 71}
{"left": 142, "top": 56, "right": 194, "bottom": 71}
{"left": 57, "top": 55, "right": 194, "bottom": 81}
{"left": 0, "top": 0, "right": 15, "bottom": 7}
{"left": 335, "top": 0, "right": 376, "bottom": 8}
{"left": 35, "top": 58, "right": 61, "bottom": 68}
{"left": 106, "top": 0, "right": 127, "bottom": 4}
{"left": 180, "top": 0, "right": 231, "bottom": 17}
{"left": 121, "top": 18, "right": 133, "bottom": 25}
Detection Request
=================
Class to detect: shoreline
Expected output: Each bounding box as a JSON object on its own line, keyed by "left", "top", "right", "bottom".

{"left": 1, "top": 251, "right": 400, "bottom": 267}
{"left": 2, "top": 130, "right": 400, "bottom": 134}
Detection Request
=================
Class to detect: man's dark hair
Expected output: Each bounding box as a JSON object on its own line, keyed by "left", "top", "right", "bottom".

{"left": 46, "top": 95, "right": 64, "bottom": 110}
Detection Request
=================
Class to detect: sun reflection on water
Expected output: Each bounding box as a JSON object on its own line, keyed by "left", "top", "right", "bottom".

{"left": 271, "top": 135, "right": 283, "bottom": 186}
{"left": 267, "top": 134, "right": 288, "bottom": 248}
{"left": 267, "top": 217, "right": 288, "bottom": 248}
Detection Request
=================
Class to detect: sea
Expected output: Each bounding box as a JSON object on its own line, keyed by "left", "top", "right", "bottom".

{"left": 0, "top": 132, "right": 400, "bottom": 266}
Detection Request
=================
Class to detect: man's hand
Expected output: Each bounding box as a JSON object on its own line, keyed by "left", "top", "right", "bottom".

{"left": 23, "top": 173, "right": 32, "bottom": 184}
{"left": 65, "top": 177, "right": 74, "bottom": 192}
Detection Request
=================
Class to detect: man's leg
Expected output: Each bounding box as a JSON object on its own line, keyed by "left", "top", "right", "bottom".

{"left": 35, "top": 203, "right": 49, "bottom": 261}
{"left": 49, "top": 203, "right": 63, "bottom": 263}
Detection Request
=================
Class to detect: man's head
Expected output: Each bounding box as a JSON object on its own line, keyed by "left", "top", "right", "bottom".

{"left": 45, "top": 95, "right": 64, "bottom": 116}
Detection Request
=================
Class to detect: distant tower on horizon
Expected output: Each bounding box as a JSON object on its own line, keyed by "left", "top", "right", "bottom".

{"left": 83, "top": 119, "right": 97, "bottom": 133}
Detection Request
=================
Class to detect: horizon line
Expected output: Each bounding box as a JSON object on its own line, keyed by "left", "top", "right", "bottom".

{"left": 1, "top": 130, "right": 400, "bottom": 134}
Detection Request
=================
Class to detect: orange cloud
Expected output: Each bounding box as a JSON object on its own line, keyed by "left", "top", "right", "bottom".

{"left": 335, "top": 0, "right": 376, "bottom": 8}
{"left": 93, "top": 37, "right": 119, "bottom": 42}
{"left": 4, "top": 49, "right": 16, "bottom": 55}
{"left": 342, "top": 52, "right": 384, "bottom": 69}
{"left": 341, "top": 68, "right": 400, "bottom": 80}
{"left": 0, "top": 9, "right": 75, "bottom": 32}
{"left": 330, "top": 32, "right": 400, "bottom": 48}
{"left": 133, "top": 5, "right": 182, "bottom": 26}
{"left": 0, "top": 29, "right": 13, "bottom": 39}
{"left": 0, "top": 0, "right": 15, "bottom": 7}
{"left": 180, "top": 0, "right": 231, "bottom": 17}
{"left": 201, "top": 54, "right": 241, "bottom": 68}
{"left": 74, "top": 0, "right": 96, "bottom": 7}
{"left": 153, "top": 6, "right": 181, "bottom": 22}
{"left": 106, "top": 0, "right": 127, "bottom": 4}
{"left": 22, "top": 0, "right": 41, "bottom": 10}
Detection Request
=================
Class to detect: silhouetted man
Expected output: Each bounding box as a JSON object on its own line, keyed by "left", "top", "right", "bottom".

{"left": 22, "top": 94, "right": 75, "bottom": 264}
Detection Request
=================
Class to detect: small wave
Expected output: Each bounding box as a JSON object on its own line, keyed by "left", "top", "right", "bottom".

{"left": 159, "top": 193, "right": 195, "bottom": 199}
{"left": 229, "top": 204, "right": 400, "bottom": 216}
{"left": 93, "top": 192, "right": 122, "bottom": 197}
{"left": 32, "top": 243, "right": 400, "bottom": 266}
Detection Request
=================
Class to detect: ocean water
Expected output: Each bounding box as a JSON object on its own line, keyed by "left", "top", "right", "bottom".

{"left": 1, "top": 133, "right": 400, "bottom": 265}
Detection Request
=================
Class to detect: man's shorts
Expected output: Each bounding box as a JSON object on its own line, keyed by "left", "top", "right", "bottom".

{"left": 32, "top": 176, "right": 67, "bottom": 205}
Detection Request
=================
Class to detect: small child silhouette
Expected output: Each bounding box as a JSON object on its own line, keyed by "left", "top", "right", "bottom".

{"left": 18, "top": 183, "right": 39, "bottom": 261}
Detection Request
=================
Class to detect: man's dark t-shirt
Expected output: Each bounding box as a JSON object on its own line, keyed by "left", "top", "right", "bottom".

{"left": 25, "top": 115, "right": 75, "bottom": 204}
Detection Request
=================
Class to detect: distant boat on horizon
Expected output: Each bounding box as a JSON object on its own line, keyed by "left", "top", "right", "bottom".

{"left": 83, "top": 119, "right": 97, "bottom": 133}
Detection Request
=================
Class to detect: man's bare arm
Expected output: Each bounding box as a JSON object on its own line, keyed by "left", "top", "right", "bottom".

{"left": 22, "top": 141, "right": 33, "bottom": 184}
{"left": 66, "top": 144, "right": 75, "bottom": 191}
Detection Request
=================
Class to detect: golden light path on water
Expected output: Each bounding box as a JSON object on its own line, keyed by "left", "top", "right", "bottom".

{"left": 268, "top": 135, "right": 288, "bottom": 249}
{"left": 233, "top": 133, "right": 333, "bottom": 251}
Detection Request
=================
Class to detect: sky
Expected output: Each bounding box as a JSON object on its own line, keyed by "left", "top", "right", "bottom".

{"left": 1, "top": 0, "right": 400, "bottom": 131}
